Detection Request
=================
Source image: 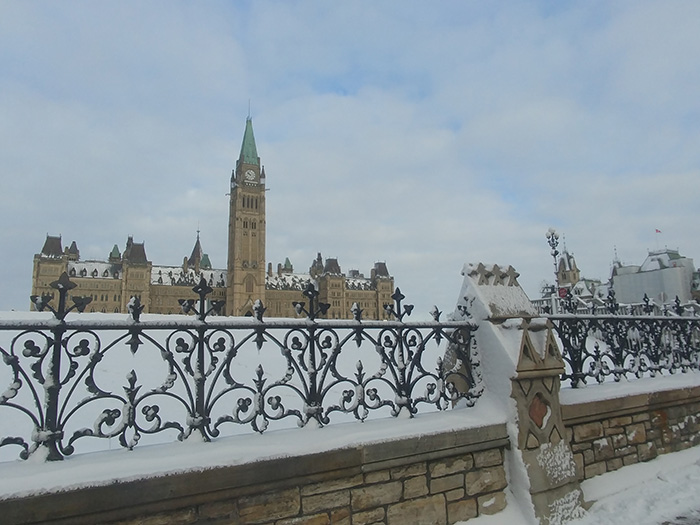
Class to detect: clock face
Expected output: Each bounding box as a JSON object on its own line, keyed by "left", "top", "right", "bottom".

{"left": 245, "top": 169, "right": 256, "bottom": 181}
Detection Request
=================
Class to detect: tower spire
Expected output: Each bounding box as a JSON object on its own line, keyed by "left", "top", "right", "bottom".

{"left": 238, "top": 117, "right": 259, "bottom": 167}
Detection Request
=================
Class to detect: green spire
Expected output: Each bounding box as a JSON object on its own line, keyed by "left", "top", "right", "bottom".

{"left": 239, "top": 117, "right": 259, "bottom": 166}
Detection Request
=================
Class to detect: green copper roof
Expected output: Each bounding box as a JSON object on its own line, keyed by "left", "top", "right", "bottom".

{"left": 239, "top": 118, "right": 259, "bottom": 166}
{"left": 109, "top": 244, "right": 120, "bottom": 259}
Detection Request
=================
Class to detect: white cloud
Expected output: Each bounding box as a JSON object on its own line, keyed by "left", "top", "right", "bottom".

{"left": 1, "top": 1, "right": 699, "bottom": 316}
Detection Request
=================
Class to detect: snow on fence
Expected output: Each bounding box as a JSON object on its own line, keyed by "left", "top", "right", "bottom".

{"left": 0, "top": 273, "right": 481, "bottom": 462}
{"left": 548, "top": 292, "right": 700, "bottom": 387}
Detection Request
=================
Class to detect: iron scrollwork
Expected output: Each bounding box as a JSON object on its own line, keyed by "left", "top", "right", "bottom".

{"left": 549, "top": 295, "right": 700, "bottom": 387}
{"left": 0, "top": 274, "right": 481, "bottom": 461}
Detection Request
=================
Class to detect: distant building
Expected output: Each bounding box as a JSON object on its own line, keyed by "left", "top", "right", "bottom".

{"left": 611, "top": 248, "right": 697, "bottom": 304}
{"left": 31, "top": 119, "right": 395, "bottom": 319}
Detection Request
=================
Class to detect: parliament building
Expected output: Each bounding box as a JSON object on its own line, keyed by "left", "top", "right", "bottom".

{"left": 31, "top": 119, "right": 395, "bottom": 319}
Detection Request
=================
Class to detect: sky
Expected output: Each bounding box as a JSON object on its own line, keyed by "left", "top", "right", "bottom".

{"left": 1, "top": 0, "right": 700, "bottom": 316}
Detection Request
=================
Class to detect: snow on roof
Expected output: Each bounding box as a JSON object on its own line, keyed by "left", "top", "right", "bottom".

{"left": 152, "top": 266, "right": 227, "bottom": 287}
{"left": 265, "top": 272, "right": 314, "bottom": 291}
{"left": 345, "top": 277, "right": 374, "bottom": 291}
{"left": 616, "top": 249, "right": 695, "bottom": 274}
{"left": 459, "top": 263, "right": 537, "bottom": 320}
{"left": 558, "top": 251, "right": 578, "bottom": 272}
{"left": 68, "top": 261, "right": 122, "bottom": 279}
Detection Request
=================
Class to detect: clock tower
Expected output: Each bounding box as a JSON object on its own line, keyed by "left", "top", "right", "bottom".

{"left": 227, "top": 117, "right": 266, "bottom": 316}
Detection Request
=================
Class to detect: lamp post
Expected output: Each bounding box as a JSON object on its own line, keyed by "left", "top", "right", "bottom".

{"left": 546, "top": 228, "right": 560, "bottom": 313}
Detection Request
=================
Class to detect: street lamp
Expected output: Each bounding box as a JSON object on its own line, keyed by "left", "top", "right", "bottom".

{"left": 546, "top": 228, "right": 560, "bottom": 287}
{"left": 545, "top": 228, "right": 561, "bottom": 312}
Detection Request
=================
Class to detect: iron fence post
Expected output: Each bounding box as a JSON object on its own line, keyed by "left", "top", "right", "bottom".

{"left": 44, "top": 322, "right": 65, "bottom": 461}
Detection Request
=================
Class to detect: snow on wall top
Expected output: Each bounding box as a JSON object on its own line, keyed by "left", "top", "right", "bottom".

{"left": 458, "top": 263, "right": 537, "bottom": 320}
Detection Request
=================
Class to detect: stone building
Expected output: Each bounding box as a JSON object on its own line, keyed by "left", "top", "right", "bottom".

{"left": 31, "top": 118, "right": 395, "bottom": 319}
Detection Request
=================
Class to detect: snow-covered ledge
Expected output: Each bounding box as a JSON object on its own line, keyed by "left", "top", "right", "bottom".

{"left": 454, "top": 263, "right": 586, "bottom": 525}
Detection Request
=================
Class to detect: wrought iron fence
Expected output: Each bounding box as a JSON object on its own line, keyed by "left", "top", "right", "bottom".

{"left": 0, "top": 273, "right": 481, "bottom": 461}
{"left": 549, "top": 291, "right": 700, "bottom": 387}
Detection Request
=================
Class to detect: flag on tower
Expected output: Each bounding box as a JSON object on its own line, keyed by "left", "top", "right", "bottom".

{"left": 655, "top": 229, "right": 662, "bottom": 233}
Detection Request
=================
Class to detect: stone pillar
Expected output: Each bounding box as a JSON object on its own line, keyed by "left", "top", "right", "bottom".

{"left": 454, "top": 263, "right": 587, "bottom": 525}
{"left": 511, "top": 318, "right": 586, "bottom": 524}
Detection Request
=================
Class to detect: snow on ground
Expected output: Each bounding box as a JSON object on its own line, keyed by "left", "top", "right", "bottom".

{"left": 570, "top": 445, "right": 700, "bottom": 525}
{"left": 461, "top": 445, "right": 700, "bottom": 525}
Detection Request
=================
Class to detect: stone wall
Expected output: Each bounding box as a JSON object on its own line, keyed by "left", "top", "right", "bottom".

{"left": 562, "top": 384, "right": 700, "bottom": 480}
{"left": 2, "top": 424, "right": 509, "bottom": 525}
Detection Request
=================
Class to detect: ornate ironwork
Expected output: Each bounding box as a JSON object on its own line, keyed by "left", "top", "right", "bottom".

{"left": 549, "top": 300, "right": 700, "bottom": 387}
{"left": 0, "top": 274, "right": 481, "bottom": 461}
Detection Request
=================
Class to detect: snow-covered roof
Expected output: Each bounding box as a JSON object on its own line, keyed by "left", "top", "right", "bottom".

{"left": 151, "top": 266, "right": 227, "bottom": 287}
{"left": 640, "top": 249, "right": 692, "bottom": 272}
{"left": 68, "top": 261, "right": 122, "bottom": 279}
{"left": 345, "top": 277, "right": 374, "bottom": 291}
{"left": 459, "top": 263, "right": 537, "bottom": 319}
{"left": 265, "top": 272, "right": 314, "bottom": 291}
{"left": 571, "top": 278, "right": 601, "bottom": 298}
{"left": 558, "top": 251, "right": 578, "bottom": 272}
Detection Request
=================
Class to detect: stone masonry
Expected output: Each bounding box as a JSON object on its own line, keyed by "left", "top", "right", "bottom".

{"left": 562, "top": 388, "right": 700, "bottom": 480}
{"left": 2, "top": 424, "right": 510, "bottom": 525}
{"left": 111, "top": 449, "right": 508, "bottom": 525}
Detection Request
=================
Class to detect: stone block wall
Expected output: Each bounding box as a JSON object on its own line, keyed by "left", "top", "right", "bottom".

{"left": 2, "top": 424, "right": 510, "bottom": 525}
{"left": 562, "top": 385, "right": 700, "bottom": 481}
{"left": 180, "top": 449, "right": 507, "bottom": 525}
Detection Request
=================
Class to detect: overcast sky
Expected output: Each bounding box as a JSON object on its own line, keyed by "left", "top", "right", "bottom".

{"left": 1, "top": 1, "right": 699, "bottom": 316}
